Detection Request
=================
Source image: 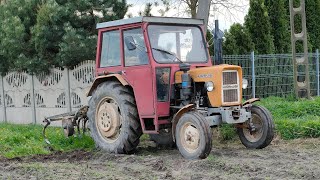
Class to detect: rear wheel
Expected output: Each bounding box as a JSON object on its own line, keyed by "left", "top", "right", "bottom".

{"left": 175, "top": 112, "right": 212, "bottom": 159}
{"left": 237, "top": 105, "right": 274, "bottom": 149}
{"left": 88, "top": 81, "right": 142, "bottom": 154}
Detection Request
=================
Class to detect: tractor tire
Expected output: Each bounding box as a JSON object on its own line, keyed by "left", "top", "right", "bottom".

{"left": 88, "top": 81, "right": 142, "bottom": 154}
{"left": 175, "top": 111, "right": 212, "bottom": 159}
{"left": 150, "top": 128, "right": 175, "bottom": 148}
{"left": 237, "top": 105, "right": 274, "bottom": 149}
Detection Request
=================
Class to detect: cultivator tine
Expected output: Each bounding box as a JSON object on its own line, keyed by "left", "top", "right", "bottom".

{"left": 43, "top": 118, "right": 52, "bottom": 145}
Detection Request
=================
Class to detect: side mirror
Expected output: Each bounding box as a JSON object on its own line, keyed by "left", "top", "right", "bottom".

{"left": 124, "top": 36, "right": 136, "bottom": 51}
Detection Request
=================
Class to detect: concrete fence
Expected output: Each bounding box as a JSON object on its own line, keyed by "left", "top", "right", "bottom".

{"left": 0, "top": 60, "right": 95, "bottom": 124}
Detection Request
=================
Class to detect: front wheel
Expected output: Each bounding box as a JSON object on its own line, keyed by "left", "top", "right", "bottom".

{"left": 175, "top": 112, "right": 212, "bottom": 159}
{"left": 237, "top": 105, "right": 274, "bottom": 149}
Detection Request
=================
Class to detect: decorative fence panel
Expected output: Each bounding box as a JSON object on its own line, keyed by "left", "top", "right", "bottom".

{"left": 34, "top": 67, "right": 69, "bottom": 125}
{"left": 70, "top": 60, "right": 95, "bottom": 112}
{"left": 0, "top": 77, "right": 6, "bottom": 123}
{"left": 3, "top": 71, "right": 33, "bottom": 124}
{"left": 0, "top": 60, "right": 95, "bottom": 124}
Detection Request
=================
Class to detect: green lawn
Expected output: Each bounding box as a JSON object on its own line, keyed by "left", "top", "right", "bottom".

{"left": 258, "top": 96, "right": 320, "bottom": 139}
{"left": 1, "top": 96, "right": 320, "bottom": 158}
{"left": 0, "top": 123, "right": 94, "bottom": 158}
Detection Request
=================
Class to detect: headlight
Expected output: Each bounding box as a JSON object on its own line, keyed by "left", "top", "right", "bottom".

{"left": 242, "top": 78, "right": 248, "bottom": 89}
{"left": 205, "top": 81, "right": 214, "bottom": 92}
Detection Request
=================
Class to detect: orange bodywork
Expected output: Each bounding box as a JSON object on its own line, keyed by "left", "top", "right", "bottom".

{"left": 175, "top": 64, "right": 243, "bottom": 107}
{"left": 174, "top": 71, "right": 184, "bottom": 83}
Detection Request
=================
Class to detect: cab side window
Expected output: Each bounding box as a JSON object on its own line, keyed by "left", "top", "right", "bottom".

{"left": 123, "top": 28, "right": 149, "bottom": 66}
{"left": 100, "top": 30, "right": 121, "bottom": 67}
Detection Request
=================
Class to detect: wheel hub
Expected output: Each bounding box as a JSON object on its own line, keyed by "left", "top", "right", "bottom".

{"left": 96, "top": 98, "right": 121, "bottom": 141}
{"left": 249, "top": 122, "right": 256, "bottom": 133}
{"left": 181, "top": 122, "right": 200, "bottom": 153}
{"left": 243, "top": 114, "right": 263, "bottom": 143}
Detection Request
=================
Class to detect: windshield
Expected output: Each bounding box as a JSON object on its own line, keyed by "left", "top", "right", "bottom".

{"left": 148, "top": 25, "right": 208, "bottom": 63}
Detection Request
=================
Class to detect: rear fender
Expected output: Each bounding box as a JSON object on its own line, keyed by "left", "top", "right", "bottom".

{"left": 172, "top": 104, "right": 195, "bottom": 142}
{"left": 87, "top": 74, "right": 129, "bottom": 96}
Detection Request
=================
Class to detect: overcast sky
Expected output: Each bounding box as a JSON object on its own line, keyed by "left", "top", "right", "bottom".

{"left": 126, "top": 0, "right": 249, "bottom": 31}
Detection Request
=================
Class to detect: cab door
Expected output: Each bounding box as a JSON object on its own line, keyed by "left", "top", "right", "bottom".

{"left": 121, "top": 27, "right": 155, "bottom": 117}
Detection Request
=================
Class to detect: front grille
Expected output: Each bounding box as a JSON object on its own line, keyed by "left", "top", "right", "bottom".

{"left": 223, "top": 71, "right": 238, "bottom": 85}
{"left": 222, "top": 71, "right": 239, "bottom": 103}
{"left": 223, "top": 89, "right": 238, "bottom": 102}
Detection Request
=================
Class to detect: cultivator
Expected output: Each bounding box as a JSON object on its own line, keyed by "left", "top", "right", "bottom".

{"left": 42, "top": 106, "right": 89, "bottom": 145}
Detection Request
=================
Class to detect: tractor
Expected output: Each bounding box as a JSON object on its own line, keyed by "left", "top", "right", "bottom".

{"left": 86, "top": 16, "right": 275, "bottom": 159}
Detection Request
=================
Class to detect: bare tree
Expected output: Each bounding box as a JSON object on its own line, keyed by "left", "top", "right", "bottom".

{"left": 139, "top": 2, "right": 153, "bottom": 16}
{"left": 127, "top": 0, "right": 248, "bottom": 31}
{"left": 156, "top": 0, "right": 247, "bottom": 19}
{"left": 148, "top": 0, "right": 248, "bottom": 30}
{"left": 0, "top": 0, "right": 7, "bottom": 5}
{"left": 197, "top": 0, "right": 211, "bottom": 33}
{"left": 210, "top": 0, "right": 248, "bottom": 24}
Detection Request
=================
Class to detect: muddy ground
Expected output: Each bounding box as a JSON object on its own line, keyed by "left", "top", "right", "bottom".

{"left": 1, "top": 138, "right": 320, "bottom": 180}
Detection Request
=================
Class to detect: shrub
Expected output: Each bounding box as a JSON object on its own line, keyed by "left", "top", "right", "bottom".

{"left": 275, "top": 118, "right": 320, "bottom": 139}
{"left": 219, "top": 124, "right": 237, "bottom": 141}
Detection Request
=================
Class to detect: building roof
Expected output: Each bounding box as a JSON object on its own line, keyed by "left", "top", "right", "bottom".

{"left": 96, "top": 16, "right": 204, "bottom": 29}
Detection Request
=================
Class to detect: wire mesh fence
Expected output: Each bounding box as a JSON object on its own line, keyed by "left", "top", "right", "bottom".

{"left": 222, "top": 51, "right": 320, "bottom": 99}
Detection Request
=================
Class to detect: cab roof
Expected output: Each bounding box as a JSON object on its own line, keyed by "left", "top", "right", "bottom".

{"left": 96, "top": 16, "right": 204, "bottom": 29}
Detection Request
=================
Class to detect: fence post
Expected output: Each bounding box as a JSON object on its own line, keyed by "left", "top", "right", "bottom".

{"left": 65, "top": 68, "right": 72, "bottom": 112}
{"left": 30, "top": 74, "right": 37, "bottom": 124}
{"left": 251, "top": 51, "right": 256, "bottom": 98}
{"left": 316, "top": 49, "right": 320, "bottom": 96}
{"left": 1, "top": 75, "right": 7, "bottom": 123}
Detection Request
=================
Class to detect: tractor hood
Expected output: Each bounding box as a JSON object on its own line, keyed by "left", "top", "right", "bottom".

{"left": 175, "top": 64, "right": 243, "bottom": 107}
{"left": 188, "top": 64, "right": 242, "bottom": 82}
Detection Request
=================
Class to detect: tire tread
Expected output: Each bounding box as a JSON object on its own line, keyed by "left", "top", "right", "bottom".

{"left": 237, "top": 105, "right": 274, "bottom": 149}
{"left": 88, "top": 81, "right": 142, "bottom": 154}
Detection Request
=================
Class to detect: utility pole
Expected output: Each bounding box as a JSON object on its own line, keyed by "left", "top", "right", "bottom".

{"left": 196, "top": 0, "right": 211, "bottom": 35}
{"left": 289, "top": 0, "right": 311, "bottom": 99}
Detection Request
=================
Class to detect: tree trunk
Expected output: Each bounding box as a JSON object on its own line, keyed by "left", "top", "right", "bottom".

{"left": 196, "top": 0, "right": 211, "bottom": 34}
